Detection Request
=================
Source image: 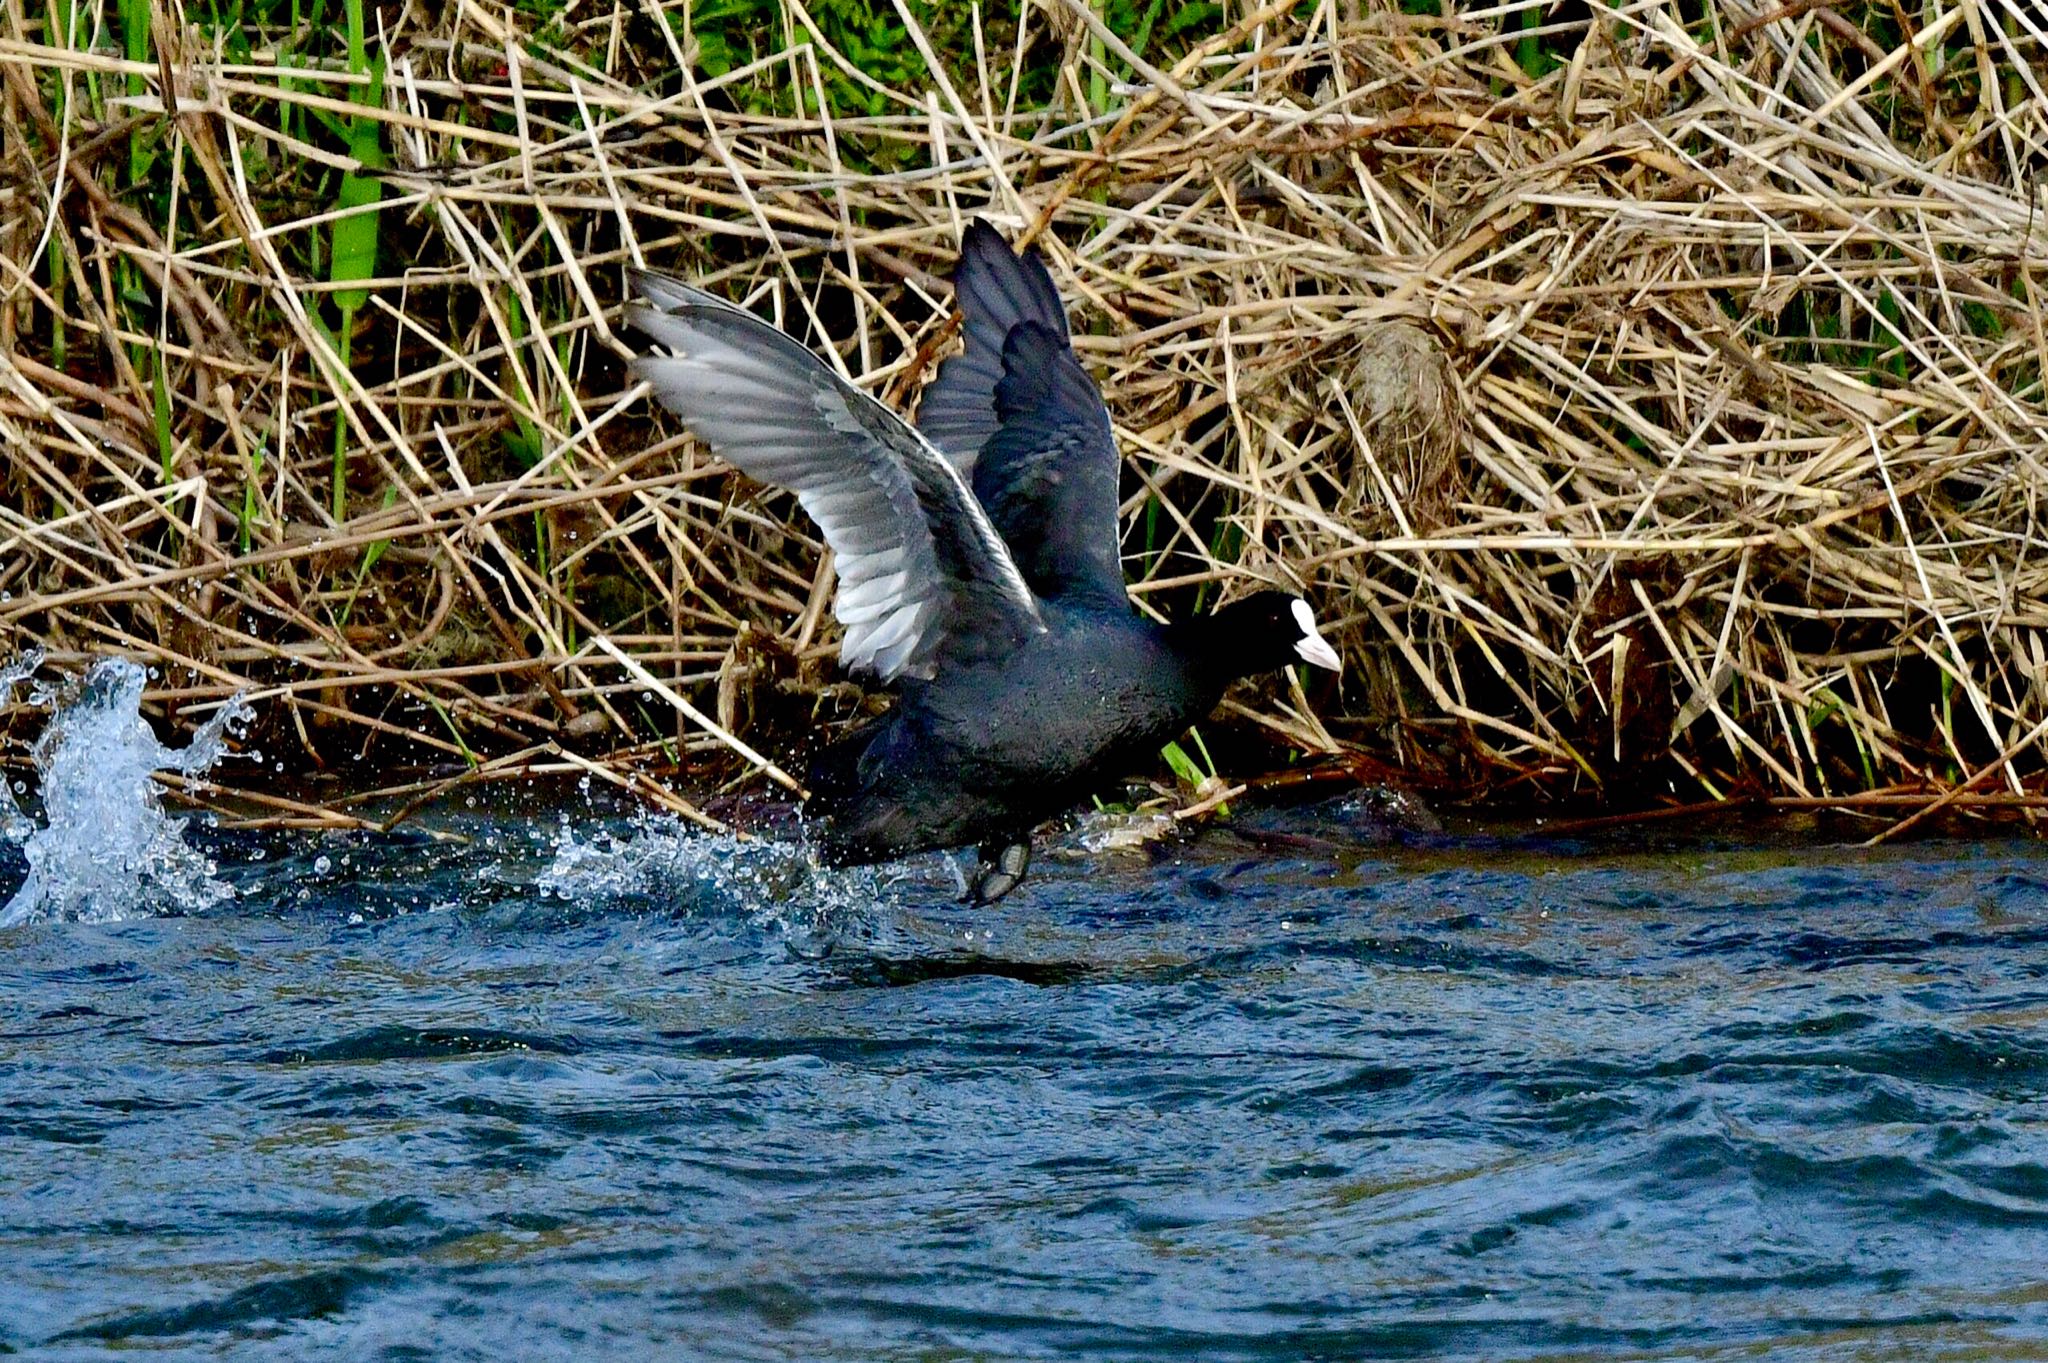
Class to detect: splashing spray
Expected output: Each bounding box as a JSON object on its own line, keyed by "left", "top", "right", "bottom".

{"left": 1, "top": 658, "right": 252, "bottom": 926}
{"left": 537, "top": 810, "right": 880, "bottom": 955}
{"left": 0, "top": 646, "right": 45, "bottom": 843}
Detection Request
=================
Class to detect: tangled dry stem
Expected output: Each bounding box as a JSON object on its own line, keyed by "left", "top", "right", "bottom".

{"left": 1, "top": 0, "right": 2046, "bottom": 834}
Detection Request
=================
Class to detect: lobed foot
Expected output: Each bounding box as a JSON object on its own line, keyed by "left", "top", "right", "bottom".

{"left": 967, "top": 839, "right": 1031, "bottom": 905}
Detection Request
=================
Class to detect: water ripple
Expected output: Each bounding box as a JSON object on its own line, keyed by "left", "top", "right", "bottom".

{"left": 3, "top": 821, "right": 2048, "bottom": 1359}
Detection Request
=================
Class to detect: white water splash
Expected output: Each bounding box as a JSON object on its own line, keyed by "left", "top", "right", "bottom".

{"left": 1, "top": 658, "right": 252, "bottom": 926}
{"left": 536, "top": 812, "right": 882, "bottom": 954}
{"left": 1073, "top": 807, "right": 1178, "bottom": 854}
{"left": 0, "top": 646, "right": 45, "bottom": 843}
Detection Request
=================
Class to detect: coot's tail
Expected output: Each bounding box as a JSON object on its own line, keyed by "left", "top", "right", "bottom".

{"left": 802, "top": 718, "right": 913, "bottom": 867}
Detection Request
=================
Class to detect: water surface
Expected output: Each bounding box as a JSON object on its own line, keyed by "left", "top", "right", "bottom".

{"left": 4, "top": 795, "right": 2047, "bottom": 1360}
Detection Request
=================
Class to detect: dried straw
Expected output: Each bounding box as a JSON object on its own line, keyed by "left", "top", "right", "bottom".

{"left": 1, "top": 0, "right": 2045, "bottom": 830}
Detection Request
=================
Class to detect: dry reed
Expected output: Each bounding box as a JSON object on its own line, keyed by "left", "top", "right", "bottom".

{"left": 2, "top": 0, "right": 2046, "bottom": 834}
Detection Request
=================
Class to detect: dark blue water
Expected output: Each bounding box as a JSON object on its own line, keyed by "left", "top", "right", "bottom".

{"left": 4, "top": 803, "right": 2048, "bottom": 1361}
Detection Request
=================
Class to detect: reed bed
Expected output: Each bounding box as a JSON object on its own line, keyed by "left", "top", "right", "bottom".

{"left": 2, "top": 0, "right": 2046, "bottom": 831}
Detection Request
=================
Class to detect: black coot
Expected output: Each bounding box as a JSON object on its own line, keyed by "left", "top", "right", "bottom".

{"left": 629, "top": 224, "right": 1341, "bottom": 901}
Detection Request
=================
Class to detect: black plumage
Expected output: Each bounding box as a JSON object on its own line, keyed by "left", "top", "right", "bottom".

{"left": 629, "top": 224, "right": 1340, "bottom": 901}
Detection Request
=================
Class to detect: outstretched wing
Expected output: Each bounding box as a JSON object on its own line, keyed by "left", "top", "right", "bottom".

{"left": 918, "top": 223, "right": 1128, "bottom": 607}
{"left": 917, "top": 220, "right": 1074, "bottom": 471}
{"left": 972, "top": 323, "right": 1128, "bottom": 608}
{"left": 629, "top": 271, "right": 1043, "bottom": 681}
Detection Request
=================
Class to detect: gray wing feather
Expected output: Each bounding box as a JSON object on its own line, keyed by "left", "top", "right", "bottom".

{"left": 916, "top": 225, "right": 1129, "bottom": 607}
{"left": 917, "top": 221, "right": 1074, "bottom": 474}
{"left": 628, "top": 271, "right": 1043, "bottom": 681}
{"left": 973, "top": 322, "right": 1128, "bottom": 607}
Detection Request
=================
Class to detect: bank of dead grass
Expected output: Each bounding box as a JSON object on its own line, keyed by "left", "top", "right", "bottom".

{"left": 2, "top": 0, "right": 2047, "bottom": 834}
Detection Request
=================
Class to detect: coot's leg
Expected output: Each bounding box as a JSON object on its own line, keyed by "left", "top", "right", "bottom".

{"left": 967, "top": 838, "right": 1031, "bottom": 905}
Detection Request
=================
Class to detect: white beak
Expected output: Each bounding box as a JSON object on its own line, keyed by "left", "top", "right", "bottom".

{"left": 1291, "top": 600, "right": 1342, "bottom": 673}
